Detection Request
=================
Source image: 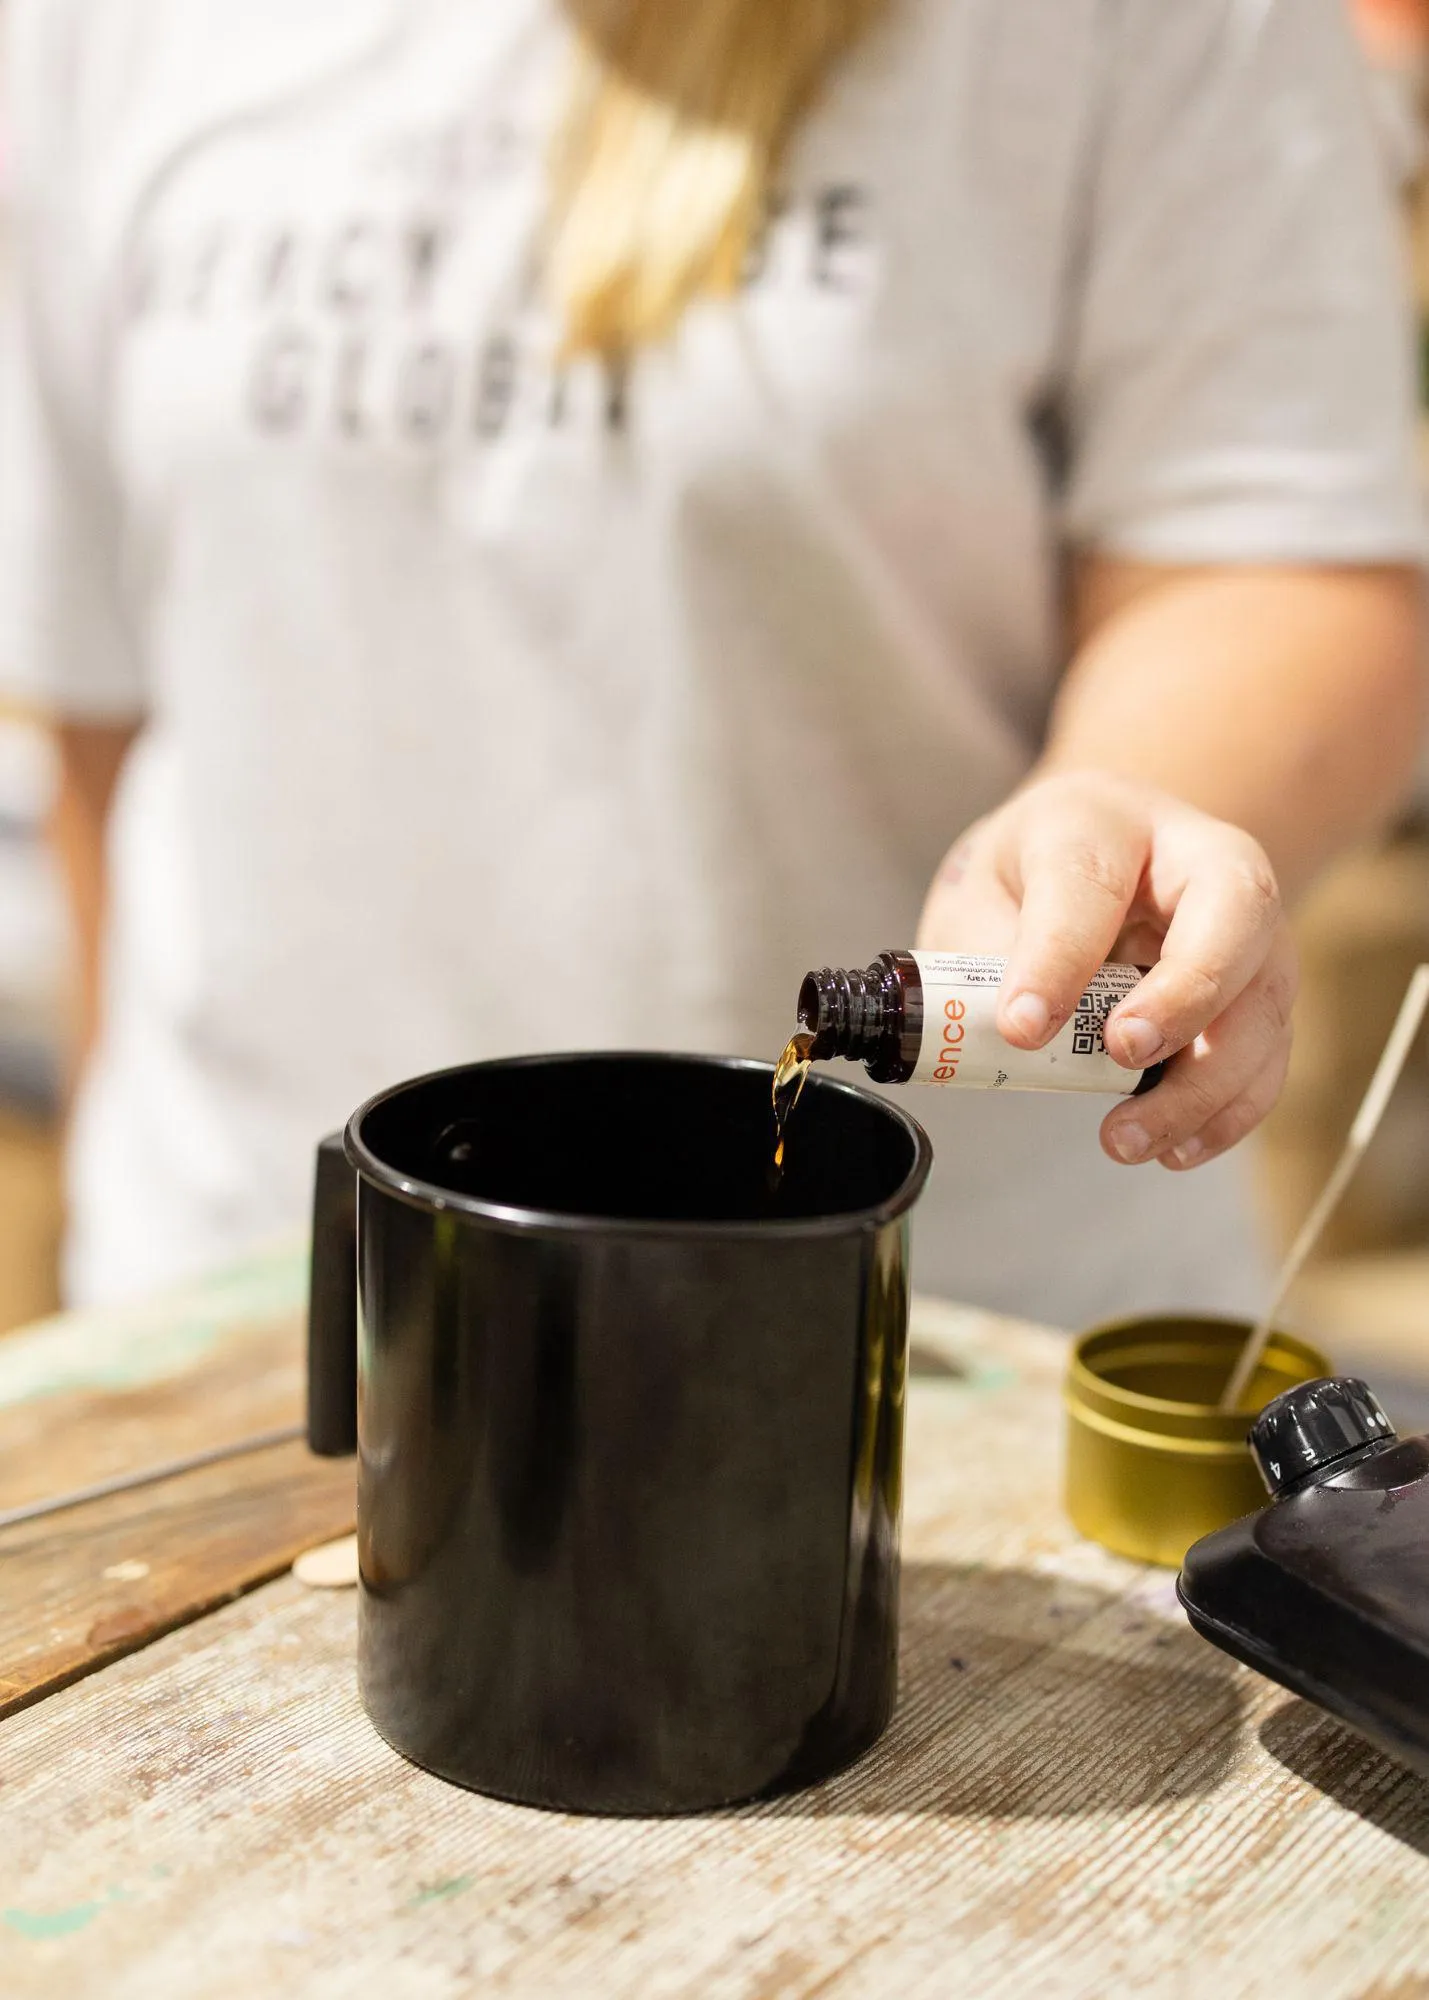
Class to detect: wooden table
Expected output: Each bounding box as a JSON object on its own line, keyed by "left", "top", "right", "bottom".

{"left": 2, "top": 1255, "right": 1427, "bottom": 1999}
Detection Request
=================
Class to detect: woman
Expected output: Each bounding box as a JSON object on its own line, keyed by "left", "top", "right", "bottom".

{"left": 2, "top": 0, "right": 1423, "bottom": 1322}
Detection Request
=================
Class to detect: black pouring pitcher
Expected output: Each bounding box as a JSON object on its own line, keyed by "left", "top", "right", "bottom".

{"left": 1180, "top": 1374, "right": 1429, "bottom": 1779}
{"left": 306, "top": 1052, "right": 931, "bottom": 1815}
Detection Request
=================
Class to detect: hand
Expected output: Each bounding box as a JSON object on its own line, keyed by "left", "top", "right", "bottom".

{"left": 916, "top": 771, "right": 1298, "bottom": 1170}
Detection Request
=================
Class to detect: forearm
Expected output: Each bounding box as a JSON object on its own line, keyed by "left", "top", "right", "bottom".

{"left": 51, "top": 720, "right": 138, "bottom": 1088}
{"left": 1037, "top": 561, "right": 1426, "bottom": 899}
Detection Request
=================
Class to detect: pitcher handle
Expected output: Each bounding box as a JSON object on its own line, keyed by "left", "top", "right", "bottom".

{"left": 307, "top": 1131, "right": 358, "bottom": 1456}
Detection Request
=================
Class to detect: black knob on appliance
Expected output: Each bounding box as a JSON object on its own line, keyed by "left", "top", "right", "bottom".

{"left": 1249, "top": 1375, "right": 1396, "bottom": 1496}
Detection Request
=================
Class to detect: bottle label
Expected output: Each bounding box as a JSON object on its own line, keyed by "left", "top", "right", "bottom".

{"left": 909, "top": 953, "right": 1144, "bottom": 1094}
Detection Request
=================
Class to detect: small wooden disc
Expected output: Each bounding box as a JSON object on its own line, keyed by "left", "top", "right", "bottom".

{"left": 292, "top": 1534, "right": 359, "bottom": 1589}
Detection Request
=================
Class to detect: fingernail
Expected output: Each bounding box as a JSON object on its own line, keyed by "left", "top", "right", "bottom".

{"left": 1114, "top": 1016, "right": 1164, "bottom": 1067}
{"left": 1108, "top": 1120, "right": 1150, "bottom": 1164}
{"left": 1171, "top": 1137, "right": 1205, "bottom": 1168}
{"left": 1005, "top": 991, "right": 1050, "bottom": 1044}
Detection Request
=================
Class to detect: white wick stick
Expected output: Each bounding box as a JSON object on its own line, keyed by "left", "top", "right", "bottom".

{"left": 1219, "top": 963, "right": 1429, "bottom": 1415}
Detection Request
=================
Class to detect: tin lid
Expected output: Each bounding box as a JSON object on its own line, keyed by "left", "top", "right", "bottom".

{"left": 1249, "top": 1376, "right": 1396, "bottom": 1496}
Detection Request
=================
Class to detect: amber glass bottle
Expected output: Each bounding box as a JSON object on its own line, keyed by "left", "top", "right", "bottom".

{"left": 797, "top": 950, "right": 1162, "bottom": 1096}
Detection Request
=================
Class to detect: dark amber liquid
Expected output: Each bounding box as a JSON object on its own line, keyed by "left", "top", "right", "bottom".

{"left": 770, "top": 1030, "right": 815, "bottom": 1188}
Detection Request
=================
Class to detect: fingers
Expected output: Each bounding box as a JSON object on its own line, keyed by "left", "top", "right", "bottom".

{"left": 919, "top": 784, "right": 1294, "bottom": 1178}
{"left": 916, "top": 825, "right": 1020, "bottom": 954}
{"left": 1102, "top": 828, "right": 1283, "bottom": 1070}
{"left": 1100, "top": 926, "right": 1298, "bottom": 1168}
{"left": 997, "top": 796, "right": 1148, "bottom": 1049}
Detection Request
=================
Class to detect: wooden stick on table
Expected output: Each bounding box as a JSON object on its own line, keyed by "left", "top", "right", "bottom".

{"left": 0, "top": 1423, "right": 305, "bottom": 1532}
{"left": 1220, "top": 962, "right": 1429, "bottom": 1413}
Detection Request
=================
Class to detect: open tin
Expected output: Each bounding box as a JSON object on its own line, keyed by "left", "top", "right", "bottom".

{"left": 1064, "top": 1315, "right": 1334, "bottom": 1568}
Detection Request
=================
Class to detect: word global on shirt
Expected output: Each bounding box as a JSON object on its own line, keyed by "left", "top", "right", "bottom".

{"left": 122, "top": 185, "right": 876, "bottom": 450}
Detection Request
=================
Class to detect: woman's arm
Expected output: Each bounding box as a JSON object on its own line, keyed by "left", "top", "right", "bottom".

{"left": 918, "top": 558, "right": 1425, "bottom": 1171}
{"left": 1056, "top": 559, "right": 1425, "bottom": 894}
{"left": 50, "top": 720, "right": 137, "bottom": 1087}
{"left": 919, "top": 0, "right": 1427, "bottom": 1176}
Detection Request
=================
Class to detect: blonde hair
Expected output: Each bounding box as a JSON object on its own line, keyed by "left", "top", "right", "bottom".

{"left": 549, "top": 0, "right": 886, "bottom": 358}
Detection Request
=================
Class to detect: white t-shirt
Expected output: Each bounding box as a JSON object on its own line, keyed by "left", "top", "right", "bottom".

{"left": 2, "top": 0, "right": 1422, "bottom": 1321}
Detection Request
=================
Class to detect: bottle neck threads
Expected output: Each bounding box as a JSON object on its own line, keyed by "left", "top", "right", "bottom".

{"left": 798, "top": 963, "right": 897, "bottom": 1063}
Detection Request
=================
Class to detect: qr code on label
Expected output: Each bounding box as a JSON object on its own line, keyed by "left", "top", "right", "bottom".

{"left": 1071, "top": 984, "right": 1117, "bottom": 1056}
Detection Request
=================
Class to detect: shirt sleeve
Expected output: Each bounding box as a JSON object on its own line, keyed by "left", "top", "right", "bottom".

{"left": 0, "top": 0, "right": 148, "bottom": 721}
{"left": 1061, "top": 0, "right": 1427, "bottom": 568}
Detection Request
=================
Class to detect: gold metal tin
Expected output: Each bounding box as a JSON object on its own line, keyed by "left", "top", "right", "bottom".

{"left": 1063, "top": 1315, "right": 1334, "bottom": 1568}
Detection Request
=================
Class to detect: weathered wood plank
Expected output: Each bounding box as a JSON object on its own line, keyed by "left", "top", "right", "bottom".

{"left": 0, "top": 1249, "right": 353, "bottom": 1717}
{"left": 0, "top": 1247, "right": 309, "bottom": 1506}
{"left": 0, "top": 1443, "right": 354, "bottom": 1719}
{"left": 0, "top": 1298, "right": 1425, "bottom": 1998}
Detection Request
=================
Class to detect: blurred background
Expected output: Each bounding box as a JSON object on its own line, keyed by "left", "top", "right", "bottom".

{"left": 1261, "top": 0, "right": 1429, "bottom": 1412}
{"left": 0, "top": 0, "right": 1424, "bottom": 1367}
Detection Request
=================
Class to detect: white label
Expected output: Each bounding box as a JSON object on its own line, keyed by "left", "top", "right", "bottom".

{"left": 909, "top": 952, "right": 1145, "bottom": 1094}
